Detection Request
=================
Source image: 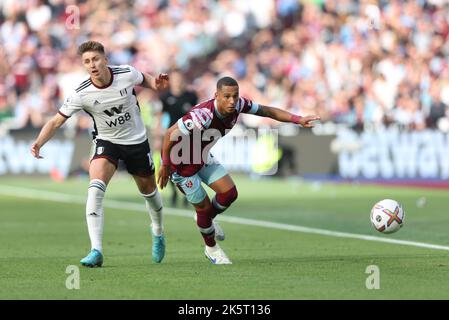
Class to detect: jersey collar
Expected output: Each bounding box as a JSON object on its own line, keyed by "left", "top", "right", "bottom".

{"left": 91, "top": 67, "right": 114, "bottom": 89}
{"left": 213, "top": 99, "right": 226, "bottom": 120}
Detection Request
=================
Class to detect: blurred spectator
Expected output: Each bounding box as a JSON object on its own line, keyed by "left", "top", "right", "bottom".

{"left": 0, "top": 82, "right": 14, "bottom": 128}
{"left": 427, "top": 82, "right": 448, "bottom": 128}
{"left": 157, "top": 69, "right": 198, "bottom": 133}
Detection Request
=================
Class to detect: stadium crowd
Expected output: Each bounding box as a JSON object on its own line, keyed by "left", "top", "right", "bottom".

{"left": 1, "top": 0, "right": 449, "bottom": 135}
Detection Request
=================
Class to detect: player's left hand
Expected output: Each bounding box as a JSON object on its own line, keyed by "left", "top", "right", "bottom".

{"left": 157, "top": 165, "right": 171, "bottom": 189}
{"left": 298, "top": 115, "right": 321, "bottom": 128}
{"left": 155, "top": 73, "right": 169, "bottom": 90}
{"left": 31, "top": 142, "right": 44, "bottom": 159}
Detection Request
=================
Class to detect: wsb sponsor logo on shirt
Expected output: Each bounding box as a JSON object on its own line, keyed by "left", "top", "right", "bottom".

{"left": 0, "top": 135, "right": 74, "bottom": 177}
{"left": 103, "top": 105, "right": 132, "bottom": 127}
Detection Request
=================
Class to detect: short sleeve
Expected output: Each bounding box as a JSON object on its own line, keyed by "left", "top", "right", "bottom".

{"left": 177, "top": 108, "right": 213, "bottom": 135}
{"left": 240, "top": 97, "right": 259, "bottom": 114}
{"left": 58, "top": 91, "right": 83, "bottom": 118}
{"left": 129, "top": 65, "right": 144, "bottom": 86}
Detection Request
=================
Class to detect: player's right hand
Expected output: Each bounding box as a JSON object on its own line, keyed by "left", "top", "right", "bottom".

{"left": 155, "top": 73, "right": 169, "bottom": 90}
{"left": 31, "top": 142, "right": 43, "bottom": 159}
{"left": 157, "top": 165, "right": 171, "bottom": 189}
{"left": 298, "top": 115, "right": 321, "bottom": 128}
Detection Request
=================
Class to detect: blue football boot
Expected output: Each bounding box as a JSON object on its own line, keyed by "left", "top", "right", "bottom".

{"left": 152, "top": 231, "right": 165, "bottom": 263}
{"left": 80, "top": 249, "right": 103, "bottom": 268}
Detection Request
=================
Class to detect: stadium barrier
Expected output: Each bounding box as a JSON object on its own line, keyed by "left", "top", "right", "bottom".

{"left": 1, "top": 128, "right": 448, "bottom": 182}
{"left": 0, "top": 128, "right": 335, "bottom": 178}
{"left": 0, "top": 131, "right": 90, "bottom": 178}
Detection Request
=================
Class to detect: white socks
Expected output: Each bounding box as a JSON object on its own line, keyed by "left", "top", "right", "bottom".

{"left": 86, "top": 179, "right": 106, "bottom": 253}
{"left": 142, "top": 189, "right": 164, "bottom": 236}
{"left": 85, "top": 180, "right": 164, "bottom": 253}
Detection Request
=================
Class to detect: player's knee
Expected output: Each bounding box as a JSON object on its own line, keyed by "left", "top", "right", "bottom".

{"left": 141, "top": 187, "right": 158, "bottom": 199}
{"left": 216, "top": 186, "right": 238, "bottom": 208}
{"left": 135, "top": 175, "right": 157, "bottom": 194}
{"left": 193, "top": 196, "right": 211, "bottom": 211}
{"left": 139, "top": 185, "right": 156, "bottom": 195}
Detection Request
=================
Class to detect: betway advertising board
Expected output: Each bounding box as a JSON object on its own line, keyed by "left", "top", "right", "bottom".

{"left": 334, "top": 127, "right": 449, "bottom": 179}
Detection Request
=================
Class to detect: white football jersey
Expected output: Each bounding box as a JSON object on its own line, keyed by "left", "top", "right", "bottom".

{"left": 59, "top": 65, "right": 147, "bottom": 145}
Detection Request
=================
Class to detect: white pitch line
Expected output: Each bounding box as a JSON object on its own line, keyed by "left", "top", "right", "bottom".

{"left": 1, "top": 184, "right": 449, "bottom": 252}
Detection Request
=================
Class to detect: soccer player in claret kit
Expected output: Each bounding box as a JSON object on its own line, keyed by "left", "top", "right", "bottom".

{"left": 158, "top": 77, "right": 320, "bottom": 264}
{"left": 30, "top": 41, "right": 169, "bottom": 267}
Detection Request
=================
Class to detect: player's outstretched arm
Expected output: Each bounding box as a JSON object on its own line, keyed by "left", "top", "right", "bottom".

{"left": 140, "top": 73, "right": 169, "bottom": 91}
{"left": 30, "top": 113, "right": 67, "bottom": 159}
{"left": 157, "top": 123, "right": 179, "bottom": 189}
{"left": 255, "top": 105, "right": 320, "bottom": 128}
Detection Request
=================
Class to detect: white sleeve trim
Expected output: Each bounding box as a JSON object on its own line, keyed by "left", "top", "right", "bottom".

{"left": 249, "top": 102, "right": 260, "bottom": 114}
{"left": 177, "top": 118, "right": 190, "bottom": 135}
{"left": 137, "top": 72, "right": 144, "bottom": 85}
{"left": 129, "top": 65, "right": 144, "bottom": 86}
{"left": 59, "top": 91, "right": 83, "bottom": 117}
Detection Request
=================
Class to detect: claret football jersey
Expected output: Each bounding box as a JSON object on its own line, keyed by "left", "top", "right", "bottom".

{"left": 171, "top": 97, "right": 260, "bottom": 176}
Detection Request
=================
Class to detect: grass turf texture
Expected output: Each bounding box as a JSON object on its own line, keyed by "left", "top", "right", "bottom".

{"left": 0, "top": 175, "right": 448, "bottom": 299}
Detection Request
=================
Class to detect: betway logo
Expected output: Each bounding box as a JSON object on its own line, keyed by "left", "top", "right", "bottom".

{"left": 0, "top": 136, "right": 74, "bottom": 176}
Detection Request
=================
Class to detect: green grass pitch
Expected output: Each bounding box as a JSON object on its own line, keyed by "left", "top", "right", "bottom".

{"left": 0, "top": 175, "right": 448, "bottom": 299}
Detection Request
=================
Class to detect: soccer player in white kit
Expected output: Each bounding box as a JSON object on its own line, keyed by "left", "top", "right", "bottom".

{"left": 31, "top": 41, "right": 169, "bottom": 267}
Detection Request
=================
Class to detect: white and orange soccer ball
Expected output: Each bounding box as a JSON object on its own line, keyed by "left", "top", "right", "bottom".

{"left": 370, "top": 199, "right": 405, "bottom": 234}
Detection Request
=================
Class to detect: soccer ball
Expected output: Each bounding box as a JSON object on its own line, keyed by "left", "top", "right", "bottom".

{"left": 370, "top": 199, "right": 405, "bottom": 234}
